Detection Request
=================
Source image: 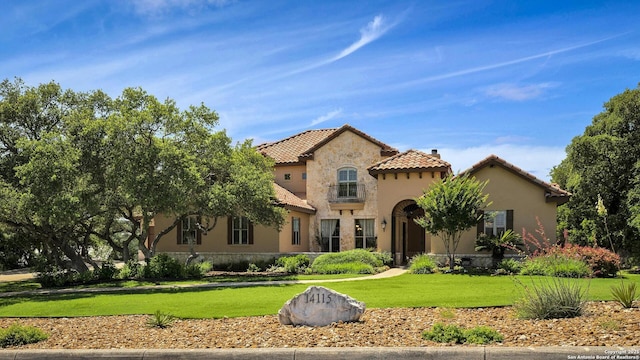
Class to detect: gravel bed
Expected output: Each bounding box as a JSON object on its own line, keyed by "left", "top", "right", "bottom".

{"left": 0, "top": 302, "right": 638, "bottom": 349}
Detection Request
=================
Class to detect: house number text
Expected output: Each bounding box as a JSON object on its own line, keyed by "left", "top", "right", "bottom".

{"left": 304, "top": 293, "right": 332, "bottom": 304}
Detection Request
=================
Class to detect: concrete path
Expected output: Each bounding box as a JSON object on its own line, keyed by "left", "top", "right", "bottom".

{"left": 0, "top": 267, "right": 408, "bottom": 298}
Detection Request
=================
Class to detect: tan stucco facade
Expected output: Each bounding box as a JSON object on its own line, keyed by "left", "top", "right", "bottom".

{"left": 151, "top": 125, "right": 567, "bottom": 267}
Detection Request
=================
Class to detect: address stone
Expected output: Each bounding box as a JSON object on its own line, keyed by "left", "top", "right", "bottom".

{"left": 278, "top": 286, "right": 365, "bottom": 326}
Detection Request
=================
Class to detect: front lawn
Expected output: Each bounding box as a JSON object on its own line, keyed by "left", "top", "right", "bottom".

{"left": 0, "top": 273, "right": 637, "bottom": 319}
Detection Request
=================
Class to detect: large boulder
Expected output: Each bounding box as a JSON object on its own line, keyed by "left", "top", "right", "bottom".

{"left": 278, "top": 286, "right": 365, "bottom": 326}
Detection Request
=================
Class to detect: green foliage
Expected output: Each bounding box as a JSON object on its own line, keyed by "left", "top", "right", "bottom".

{"left": 118, "top": 260, "right": 143, "bottom": 279}
{"left": 409, "top": 254, "right": 437, "bottom": 274}
{"left": 95, "top": 261, "right": 119, "bottom": 281}
{"left": 475, "top": 229, "right": 523, "bottom": 262}
{"left": 372, "top": 251, "right": 393, "bottom": 267}
{"left": 463, "top": 326, "right": 505, "bottom": 345}
{"left": 497, "top": 258, "right": 522, "bottom": 274}
{"left": 514, "top": 277, "right": 587, "bottom": 319}
{"left": 551, "top": 85, "right": 640, "bottom": 256}
{"left": 0, "top": 324, "right": 49, "bottom": 348}
{"left": 521, "top": 255, "right": 592, "bottom": 278}
{"left": 246, "top": 263, "right": 261, "bottom": 273}
{"left": 0, "top": 78, "right": 286, "bottom": 274}
{"left": 311, "top": 249, "right": 384, "bottom": 274}
{"left": 545, "top": 244, "right": 620, "bottom": 277}
{"left": 275, "top": 254, "right": 310, "bottom": 274}
{"left": 610, "top": 281, "right": 639, "bottom": 308}
{"left": 415, "top": 173, "right": 489, "bottom": 269}
{"left": 184, "top": 261, "right": 212, "bottom": 278}
{"left": 144, "top": 254, "right": 184, "bottom": 279}
{"left": 422, "top": 323, "right": 465, "bottom": 344}
{"left": 312, "top": 262, "right": 375, "bottom": 275}
{"left": 146, "top": 310, "right": 176, "bottom": 328}
{"left": 421, "top": 323, "right": 503, "bottom": 344}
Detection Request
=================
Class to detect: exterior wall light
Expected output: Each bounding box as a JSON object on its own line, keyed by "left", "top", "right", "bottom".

{"left": 381, "top": 218, "right": 387, "bottom": 231}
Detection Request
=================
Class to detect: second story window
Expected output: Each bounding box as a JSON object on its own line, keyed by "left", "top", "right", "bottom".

{"left": 338, "top": 167, "right": 357, "bottom": 198}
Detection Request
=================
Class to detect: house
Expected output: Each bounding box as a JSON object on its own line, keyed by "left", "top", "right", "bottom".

{"left": 151, "top": 124, "right": 570, "bottom": 266}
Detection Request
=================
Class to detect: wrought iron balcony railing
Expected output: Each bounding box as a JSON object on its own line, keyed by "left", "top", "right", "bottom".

{"left": 327, "top": 183, "right": 366, "bottom": 203}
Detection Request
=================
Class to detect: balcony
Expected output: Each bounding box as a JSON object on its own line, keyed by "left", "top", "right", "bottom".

{"left": 328, "top": 183, "right": 366, "bottom": 203}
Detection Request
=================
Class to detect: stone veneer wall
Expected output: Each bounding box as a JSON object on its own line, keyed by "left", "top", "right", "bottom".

{"left": 305, "top": 131, "right": 388, "bottom": 252}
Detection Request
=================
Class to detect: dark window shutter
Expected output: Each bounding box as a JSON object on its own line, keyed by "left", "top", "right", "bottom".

{"left": 291, "top": 218, "right": 295, "bottom": 245}
{"left": 506, "top": 210, "right": 514, "bottom": 231}
{"left": 176, "top": 219, "right": 182, "bottom": 244}
{"left": 248, "top": 221, "right": 254, "bottom": 244}
{"left": 476, "top": 210, "right": 484, "bottom": 237}
{"left": 227, "top": 216, "right": 233, "bottom": 244}
{"left": 196, "top": 227, "right": 202, "bottom": 245}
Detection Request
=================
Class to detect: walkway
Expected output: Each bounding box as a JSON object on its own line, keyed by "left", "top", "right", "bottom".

{"left": 0, "top": 267, "right": 408, "bottom": 298}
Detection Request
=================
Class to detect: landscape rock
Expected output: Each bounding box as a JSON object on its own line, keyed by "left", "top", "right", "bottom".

{"left": 278, "top": 286, "right": 365, "bottom": 326}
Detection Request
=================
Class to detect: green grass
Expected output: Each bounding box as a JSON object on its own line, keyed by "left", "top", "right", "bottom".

{"left": 0, "top": 273, "right": 638, "bottom": 319}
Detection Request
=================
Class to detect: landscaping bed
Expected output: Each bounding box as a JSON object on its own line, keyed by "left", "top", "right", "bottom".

{"left": 0, "top": 302, "right": 638, "bottom": 349}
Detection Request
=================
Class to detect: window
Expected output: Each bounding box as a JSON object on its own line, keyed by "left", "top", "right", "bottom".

{"left": 292, "top": 217, "right": 301, "bottom": 245}
{"left": 320, "top": 219, "right": 340, "bottom": 252}
{"left": 338, "top": 168, "right": 357, "bottom": 198}
{"left": 302, "top": 172, "right": 307, "bottom": 180}
{"left": 478, "top": 210, "right": 513, "bottom": 237}
{"left": 177, "top": 217, "right": 201, "bottom": 245}
{"left": 355, "top": 219, "right": 376, "bottom": 249}
{"left": 284, "top": 173, "right": 291, "bottom": 181}
{"left": 227, "top": 216, "right": 253, "bottom": 245}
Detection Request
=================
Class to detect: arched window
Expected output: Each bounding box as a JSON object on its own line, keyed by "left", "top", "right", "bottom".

{"left": 337, "top": 167, "right": 357, "bottom": 198}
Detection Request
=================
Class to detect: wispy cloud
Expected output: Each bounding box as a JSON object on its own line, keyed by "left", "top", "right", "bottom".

{"left": 403, "top": 34, "right": 624, "bottom": 88}
{"left": 131, "top": 0, "right": 233, "bottom": 16}
{"left": 484, "top": 82, "right": 558, "bottom": 101}
{"left": 330, "top": 15, "right": 394, "bottom": 62}
{"left": 311, "top": 108, "right": 343, "bottom": 126}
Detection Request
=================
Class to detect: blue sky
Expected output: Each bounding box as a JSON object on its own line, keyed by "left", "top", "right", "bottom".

{"left": 2, "top": 0, "right": 640, "bottom": 180}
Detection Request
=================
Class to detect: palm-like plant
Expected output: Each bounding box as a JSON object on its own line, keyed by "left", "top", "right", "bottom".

{"left": 475, "top": 229, "right": 523, "bottom": 265}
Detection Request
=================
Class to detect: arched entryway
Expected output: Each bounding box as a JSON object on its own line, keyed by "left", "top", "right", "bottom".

{"left": 391, "top": 200, "right": 428, "bottom": 265}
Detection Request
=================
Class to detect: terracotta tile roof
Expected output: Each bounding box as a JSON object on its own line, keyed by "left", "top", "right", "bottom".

{"left": 273, "top": 183, "right": 315, "bottom": 214}
{"left": 368, "top": 149, "right": 451, "bottom": 176}
{"left": 459, "top": 154, "right": 571, "bottom": 204}
{"left": 257, "top": 129, "right": 336, "bottom": 164}
{"left": 257, "top": 124, "right": 398, "bottom": 164}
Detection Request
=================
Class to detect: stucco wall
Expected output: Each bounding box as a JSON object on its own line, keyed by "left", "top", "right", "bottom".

{"left": 375, "top": 172, "right": 444, "bottom": 253}
{"left": 279, "top": 210, "right": 312, "bottom": 252}
{"left": 274, "top": 164, "right": 307, "bottom": 198}
{"left": 306, "top": 131, "right": 388, "bottom": 251}
{"left": 430, "top": 165, "right": 560, "bottom": 256}
{"left": 153, "top": 214, "right": 280, "bottom": 253}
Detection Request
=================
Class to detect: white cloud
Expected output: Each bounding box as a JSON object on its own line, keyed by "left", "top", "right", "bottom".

{"left": 311, "top": 108, "right": 343, "bottom": 126}
{"left": 429, "top": 144, "right": 566, "bottom": 181}
{"left": 131, "top": 0, "right": 233, "bottom": 16}
{"left": 330, "top": 14, "right": 394, "bottom": 62}
{"left": 484, "top": 82, "right": 558, "bottom": 101}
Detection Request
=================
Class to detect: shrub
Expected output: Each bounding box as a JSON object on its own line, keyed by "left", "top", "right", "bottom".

{"left": 372, "top": 251, "right": 393, "bottom": 266}
{"left": 521, "top": 255, "right": 591, "bottom": 278}
{"left": 464, "top": 326, "right": 504, "bottom": 344}
{"left": 310, "top": 249, "right": 383, "bottom": 274}
{"left": 246, "top": 263, "right": 261, "bottom": 273}
{"left": 184, "top": 261, "right": 212, "bottom": 278}
{"left": 421, "top": 323, "right": 503, "bottom": 344}
{"left": 497, "top": 258, "right": 522, "bottom": 274}
{"left": 144, "top": 253, "right": 184, "bottom": 279}
{"left": 146, "top": 310, "right": 176, "bottom": 328}
{"left": 35, "top": 267, "right": 77, "bottom": 288}
{"left": 95, "top": 261, "right": 119, "bottom": 281}
{"left": 514, "top": 277, "right": 587, "bottom": 319}
{"left": 546, "top": 244, "right": 620, "bottom": 277}
{"left": 312, "top": 262, "right": 375, "bottom": 274}
{"left": 409, "top": 254, "right": 437, "bottom": 274}
{"left": 421, "top": 323, "right": 465, "bottom": 344}
{"left": 276, "top": 254, "right": 310, "bottom": 274}
{"left": 118, "top": 260, "right": 143, "bottom": 279}
{"left": 0, "top": 324, "right": 49, "bottom": 348}
{"left": 610, "top": 281, "right": 639, "bottom": 308}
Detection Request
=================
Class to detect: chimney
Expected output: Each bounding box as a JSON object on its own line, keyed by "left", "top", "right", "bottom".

{"left": 431, "top": 149, "right": 440, "bottom": 159}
